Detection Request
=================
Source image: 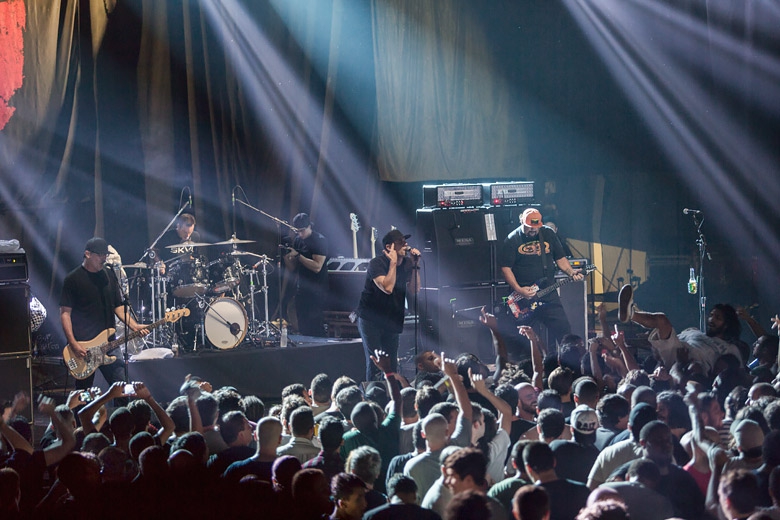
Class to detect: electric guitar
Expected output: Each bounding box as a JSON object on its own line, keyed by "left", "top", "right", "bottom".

{"left": 507, "top": 265, "right": 596, "bottom": 320}
{"left": 62, "top": 308, "right": 189, "bottom": 380}
{"left": 350, "top": 213, "right": 360, "bottom": 258}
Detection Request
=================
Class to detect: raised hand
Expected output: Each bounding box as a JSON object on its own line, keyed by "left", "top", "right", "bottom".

{"left": 479, "top": 306, "right": 498, "bottom": 331}
{"left": 370, "top": 350, "right": 393, "bottom": 374}
{"left": 469, "top": 368, "right": 488, "bottom": 394}
{"left": 518, "top": 325, "right": 539, "bottom": 342}
{"left": 133, "top": 382, "right": 151, "bottom": 399}
{"left": 441, "top": 353, "right": 459, "bottom": 379}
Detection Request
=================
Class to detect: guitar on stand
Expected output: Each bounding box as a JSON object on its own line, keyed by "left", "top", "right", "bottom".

{"left": 506, "top": 264, "right": 596, "bottom": 321}
{"left": 370, "top": 227, "right": 378, "bottom": 259}
{"left": 350, "top": 213, "right": 360, "bottom": 258}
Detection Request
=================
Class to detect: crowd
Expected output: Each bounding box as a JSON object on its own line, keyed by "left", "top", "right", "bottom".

{"left": 2, "top": 296, "right": 780, "bottom": 520}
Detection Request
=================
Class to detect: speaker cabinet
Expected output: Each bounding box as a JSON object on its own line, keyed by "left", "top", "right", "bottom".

{"left": 416, "top": 209, "right": 495, "bottom": 287}
{"left": 326, "top": 258, "right": 371, "bottom": 312}
{"left": 0, "top": 284, "right": 31, "bottom": 356}
{"left": 0, "top": 355, "right": 34, "bottom": 421}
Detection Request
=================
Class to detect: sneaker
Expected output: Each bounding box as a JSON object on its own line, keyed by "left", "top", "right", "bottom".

{"left": 618, "top": 285, "right": 634, "bottom": 323}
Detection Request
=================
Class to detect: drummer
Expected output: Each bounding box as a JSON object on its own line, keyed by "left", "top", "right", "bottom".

{"left": 157, "top": 212, "right": 202, "bottom": 268}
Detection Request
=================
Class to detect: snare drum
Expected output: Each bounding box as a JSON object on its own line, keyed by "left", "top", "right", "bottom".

{"left": 204, "top": 297, "right": 247, "bottom": 349}
{"left": 170, "top": 256, "right": 209, "bottom": 298}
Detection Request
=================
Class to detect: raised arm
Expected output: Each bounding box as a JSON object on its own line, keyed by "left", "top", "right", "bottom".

{"left": 78, "top": 382, "right": 126, "bottom": 434}
{"left": 737, "top": 306, "right": 768, "bottom": 339}
{"left": 41, "top": 399, "right": 76, "bottom": 466}
{"left": 442, "top": 353, "right": 472, "bottom": 424}
{"left": 611, "top": 329, "right": 639, "bottom": 372}
{"left": 519, "top": 326, "right": 544, "bottom": 389}
{"left": 133, "top": 382, "right": 175, "bottom": 444}
{"left": 371, "top": 350, "right": 402, "bottom": 415}
{"left": 480, "top": 306, "right": 509, "bottom": 379}
{"left": 470, "top": 369, "right": 512, "bottom": 433}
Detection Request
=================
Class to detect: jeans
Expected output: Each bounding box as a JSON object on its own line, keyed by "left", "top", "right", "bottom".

{"left": 357, "top": 317, "right": 400, "bottom": 382}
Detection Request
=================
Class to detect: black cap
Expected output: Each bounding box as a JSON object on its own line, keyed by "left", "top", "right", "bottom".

{"left": 85, "top": 237, "right": 109, "bottom": 255}
{"left": 382, "top": 229, "right": 411, "bottom": 247}
{"left": 292, "top": 213, "right": 311, "bottom": 229}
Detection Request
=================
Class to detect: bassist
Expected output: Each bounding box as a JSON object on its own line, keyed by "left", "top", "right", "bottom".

{"left": 60, "top": 237, "right": 149, "bottom": 390}
{"left": 498, "top": 209, "right": 583, "bottom": 349}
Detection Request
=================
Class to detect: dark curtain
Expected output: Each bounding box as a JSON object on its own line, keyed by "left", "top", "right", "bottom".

{"left": 1, "top": 0, "right": 778, "bottom": 346}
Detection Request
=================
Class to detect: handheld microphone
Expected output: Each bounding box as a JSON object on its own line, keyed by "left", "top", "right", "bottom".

{"left": 683, "top": 208, "right": 701, "bottom": 215}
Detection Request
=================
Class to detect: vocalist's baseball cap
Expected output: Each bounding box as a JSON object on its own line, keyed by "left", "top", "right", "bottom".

{"left": 521, "top": 208, "right": 543, "bottom": 228}
{"left": 85, "top": 237, "right": 109, "bottom": 255}
{"left": 382, "top": 229, "right": 411, "bottom": 247}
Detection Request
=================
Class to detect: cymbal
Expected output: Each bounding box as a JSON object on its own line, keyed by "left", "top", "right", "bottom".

{"left": 121, "top": 262, "right": 151, "bottom": 269}
{"left": 213, "top": 236, "right": 256, "bottom": 246}
{"left": 165, "top": 241, "right": 212, "bottom": 249}
{"left": 228, "top": 250, "right": 252, "bottom": 256}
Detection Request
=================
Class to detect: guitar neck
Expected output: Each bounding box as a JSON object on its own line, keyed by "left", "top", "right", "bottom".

{"left": 352, "top": 233, "right": 358, "bottom": 258}
{"left": 100, "top": 317, "right": 166, "bottom": 355}
{"left": 537, "top": 266, "right": 595, "bottom": 298}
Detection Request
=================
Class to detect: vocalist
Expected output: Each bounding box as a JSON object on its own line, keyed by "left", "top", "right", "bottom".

{"left": 355, "top": 229, "right": 421, "bottom": 381}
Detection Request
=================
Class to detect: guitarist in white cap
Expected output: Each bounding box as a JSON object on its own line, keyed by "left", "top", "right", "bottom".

{"left": 60, "top": 237, "right": 149, "bottom": 391}
{"left": 498, "top": 208, "right": 584, "bottom": 350}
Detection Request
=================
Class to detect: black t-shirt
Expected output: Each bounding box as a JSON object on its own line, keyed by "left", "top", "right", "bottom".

{"left": 356, "top": 255, "right": 413, "bottom": 333}
{"left": 292, "top": 230, "right": 329, "bottom": 294}
{"left": 158, "top": 229, "right": 202, "bottom": 263}
{"left": 550, "top": 439, "right": 600, "bottom": 484}
{"left": 498, "top": 226, "right": 566, "bottom": 294}
{"left": 539, "top": 478, "right": 591, "bottom": 520}
{"left": 60, "top": 265, "right": 122, "bottom": 342}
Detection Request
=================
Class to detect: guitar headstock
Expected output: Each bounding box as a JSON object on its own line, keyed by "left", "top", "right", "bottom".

{"left": 165, "top": 308, "right": 190, "bottom": 322}
{"left": 371, "top": 227, "right": 378, "bottom": 241}
{"left": 350, "top": 213, "right": 360, "bottom": 232}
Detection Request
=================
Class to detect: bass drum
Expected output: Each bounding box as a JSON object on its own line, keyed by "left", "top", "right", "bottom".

{"left": 204, "top": 297, "right": 247, "bottom": 349}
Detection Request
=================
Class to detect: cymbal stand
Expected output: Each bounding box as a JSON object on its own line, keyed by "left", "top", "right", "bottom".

{"left": 256, "top": 255, "right": 276, "bottom": 341}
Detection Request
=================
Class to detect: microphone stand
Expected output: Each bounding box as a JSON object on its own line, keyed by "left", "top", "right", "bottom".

{"left": 234, "top": 198, "right": 298, "bottom": 344}
{"left": 111, "top": 264, "right": 131, "bottom": 382}
{"left": 689, "top": 213, "right": 711, "bottom": 332}
{"left": 137, "top": 201, "right": 191, "bottom": 346}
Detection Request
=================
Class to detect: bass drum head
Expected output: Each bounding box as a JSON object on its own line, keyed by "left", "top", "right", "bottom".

{"left": 204, "top": 298, "right": 247, "bottom": 349}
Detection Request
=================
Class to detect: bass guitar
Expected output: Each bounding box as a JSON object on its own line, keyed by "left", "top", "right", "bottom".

{"left": 506, "top": 265, "right": 596, "bottom": 320}
{"left": 63, "top": 308, "right": 189, "bottom": 380}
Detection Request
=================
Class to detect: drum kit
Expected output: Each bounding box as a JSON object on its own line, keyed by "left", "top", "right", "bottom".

{"left": 121, "top": 235, "right": 278, "bottom": 354}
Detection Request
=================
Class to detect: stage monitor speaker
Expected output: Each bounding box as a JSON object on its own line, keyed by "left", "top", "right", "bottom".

{"left": 0, "top": 284, "right": 32, "bottom": 356}
{"left": 416, "top": 209, "right": 493, "bottom": 287}
{"left": 0, "top": 355, "right": 34, "bottom": 422}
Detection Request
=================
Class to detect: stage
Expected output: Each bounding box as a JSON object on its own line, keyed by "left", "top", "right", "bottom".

{"left": 33, "top": 335, "right": 366, "bottom": 404}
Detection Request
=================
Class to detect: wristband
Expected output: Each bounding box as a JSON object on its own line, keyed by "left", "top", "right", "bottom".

{"left": 384, "top": 372, "right": 396, "bottom": 378}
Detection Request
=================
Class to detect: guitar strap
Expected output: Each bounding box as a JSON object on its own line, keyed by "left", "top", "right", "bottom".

{"left": 538, "top": 227, "right": 549, "bottom": 280}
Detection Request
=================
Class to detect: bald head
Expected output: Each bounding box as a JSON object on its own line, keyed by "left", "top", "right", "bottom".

{"left": 257, "top": 417, "right": 283, "bottom": 450}
{"left": 422, "top": 413, "right": 449, "bottom": 449}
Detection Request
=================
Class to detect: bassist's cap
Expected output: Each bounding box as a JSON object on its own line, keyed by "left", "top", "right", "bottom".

{"left": 85, "top": 237, "right": 109, "bottom": 255}
{"left": 382, "top": 229, "right": 411, "bottom": 247}
{"left": 521, "top": 208, "right": 543, "bottom": 228}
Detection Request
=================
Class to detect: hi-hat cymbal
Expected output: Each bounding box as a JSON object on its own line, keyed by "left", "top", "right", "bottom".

{"left": 228, "top": 250, "right": 252, "bottom": 256}
{"left": 213, "top": 236, "right": 256, "bottom": 245}
{"left": 165, "top": 241, "right": 212, "bottom": 249}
